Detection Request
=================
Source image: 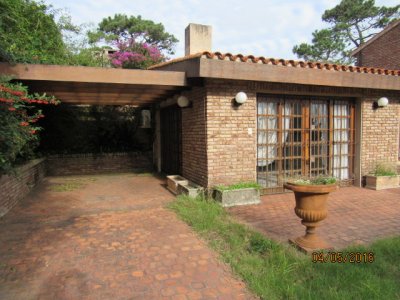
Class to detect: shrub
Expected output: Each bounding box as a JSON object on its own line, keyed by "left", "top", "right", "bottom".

{"left": 0, "top": 78, "right": 59, "bottom": 174}
{"left": 109, "top": 38, "right": 164, "bottom": 69}
{"left": 215, "top": 182, "right": 261, "bottom": 191}
{"left": 287, "top": 176, "right": 337, "bottom": 185}
{"left": 373, "top": 162, "right": 397, "bottom": 176}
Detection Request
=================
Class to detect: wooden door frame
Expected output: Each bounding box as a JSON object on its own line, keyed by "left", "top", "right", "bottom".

{"left": 257, "top": 94, "right": 355, "bottom": 194}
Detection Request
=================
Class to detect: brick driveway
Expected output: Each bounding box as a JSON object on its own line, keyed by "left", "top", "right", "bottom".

{"left": 229, "top": 187, "right": 400, "bottom": 249}
{"left": 0, "top": 174, "right": 253, "bottom": 300}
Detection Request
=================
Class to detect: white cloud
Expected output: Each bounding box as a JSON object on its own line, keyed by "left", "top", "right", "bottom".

{"left": 45, "top": 0, "right": 399, "bottom": 60}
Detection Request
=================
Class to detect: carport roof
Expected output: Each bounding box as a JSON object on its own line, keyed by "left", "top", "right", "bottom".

{"left": 0, "top": 63, "right": 187, "bottom": 106}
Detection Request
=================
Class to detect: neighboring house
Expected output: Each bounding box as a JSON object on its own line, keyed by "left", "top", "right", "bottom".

{"left": 1, "top": 23, "right": 399, "bottom": 195}
{"left": 351, "top": 20, "right": 400, "bottom": 163}
{"left": 351, "top": 20, "right": 400, "bottom": 70}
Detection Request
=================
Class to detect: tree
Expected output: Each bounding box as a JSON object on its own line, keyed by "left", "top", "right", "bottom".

{"left": 293, "top": 0, "right": 399, "bottom": 64}
{"left": 88, "top": 14, "right": 178, "bottom": 69}
{"left": 109, "top": 38, "right": 164, "bottom": 69}
{"left": 0, "top": 0, "right": 68, "bottom": 64}
{"left": 293, "top": 29, "right": 346, "bottom": 63}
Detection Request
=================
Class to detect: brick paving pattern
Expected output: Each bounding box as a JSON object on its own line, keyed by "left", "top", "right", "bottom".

{"left": 229, "top": 187, "right": 400, "bottom": 249}
{"left": 0, "top": 174, "right": 253, "bottom": 300}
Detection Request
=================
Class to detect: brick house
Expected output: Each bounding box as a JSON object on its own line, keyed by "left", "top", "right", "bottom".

{"left": 351, "top": 20, "right": 400, "bottom": 164}
{"left": 351, "top": 20, "right": 400, "bottom": 70}
{"left": 1, "top": 24, "right": 399, "bottom": 196}
{"left": 150, "top": 24, "right": 400, "bottom": 194}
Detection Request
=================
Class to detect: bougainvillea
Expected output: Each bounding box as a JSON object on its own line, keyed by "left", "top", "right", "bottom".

{"left": 109, "top": 37, "right": 165, "bottom": 69}
{"left": 0, "top": 79, "right": 60, "bottom": 174}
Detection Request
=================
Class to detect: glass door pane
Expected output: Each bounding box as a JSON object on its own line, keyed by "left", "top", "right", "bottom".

{"left": 257, "top": 99, "right": 279, "bottom": 190}
{"left": 310, "top": 100, "right": 329, "bottom": 177}
{"left": 332, "top": 100, "right": 351, "bottom": 180}
{"left": 282, "top": 100, "right": 303, "bottom": 180}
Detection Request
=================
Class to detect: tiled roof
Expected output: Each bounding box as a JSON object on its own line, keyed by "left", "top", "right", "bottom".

{"left": 149, "top": 51, "right": 400, "bottom": 76}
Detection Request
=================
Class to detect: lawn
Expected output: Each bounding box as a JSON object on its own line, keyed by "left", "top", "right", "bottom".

{"left": 169, "top": 195, "right": 400, "bottom": 300}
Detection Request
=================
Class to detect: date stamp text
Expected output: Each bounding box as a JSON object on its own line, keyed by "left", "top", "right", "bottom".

{"left": 312, "top": 251, "right": 375, "bottom": 263}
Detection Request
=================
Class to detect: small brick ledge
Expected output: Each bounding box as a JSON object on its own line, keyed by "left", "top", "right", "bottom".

{"left": 0, "top": 158, "right": 46, "bottom": 218}
{"left": 46, "top": 151, "right": 153, "bottom": 176}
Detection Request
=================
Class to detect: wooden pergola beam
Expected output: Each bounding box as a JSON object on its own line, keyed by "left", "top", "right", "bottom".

{"left": 0, "top": 63, "right": 188, "bottom": 106}
{"left": 0, "top": 63, "right": 186, "bottom": 86}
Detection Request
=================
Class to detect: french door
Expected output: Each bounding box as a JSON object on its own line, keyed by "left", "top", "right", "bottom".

{"left": 257, "top": 95, "right": 355, "bottom": 194}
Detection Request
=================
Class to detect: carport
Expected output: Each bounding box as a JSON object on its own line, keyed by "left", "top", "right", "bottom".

{"left": 0, "top": 63, "right": 187, "bottom": 174}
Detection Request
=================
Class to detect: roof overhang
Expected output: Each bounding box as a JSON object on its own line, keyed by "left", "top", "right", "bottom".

{"left": 198, "top": 59, "right": 400, "bottom": 91}
{"left": 151, "top": 53, "right": 400, "bottom": 92}
{"left": 0, "top": 63, "right": 187, "bottom": 106}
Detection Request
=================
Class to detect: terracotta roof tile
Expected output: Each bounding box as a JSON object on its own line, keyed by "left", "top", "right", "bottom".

{"left": 149, "top": 51, "right": 400, "bottom": 76}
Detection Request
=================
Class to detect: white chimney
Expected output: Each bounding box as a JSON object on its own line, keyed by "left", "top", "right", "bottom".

{"left": 185, "top": 23, "right": 212, "bottom": 56}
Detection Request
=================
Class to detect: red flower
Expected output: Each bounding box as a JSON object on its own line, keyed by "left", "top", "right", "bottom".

{"left": 8, "top": 107, "right": 16, "bottom": 111}
{"left": 20, "top": 122, "right": 29, "bottom": 126}
{"left": 30, "top": 130, "right": 37, "bottom": 134}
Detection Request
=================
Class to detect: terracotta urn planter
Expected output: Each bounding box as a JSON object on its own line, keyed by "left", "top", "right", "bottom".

{"left": 283, "top": 182, "right": 338, "bottom": 253}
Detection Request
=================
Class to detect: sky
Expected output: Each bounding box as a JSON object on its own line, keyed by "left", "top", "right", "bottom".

{"left": 44, "top": 0, "right": 399, "bottom": 60}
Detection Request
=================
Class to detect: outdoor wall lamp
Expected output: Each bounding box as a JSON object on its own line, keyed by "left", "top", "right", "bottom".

{"left": 373, "top": 97, "right": 389, "bottom": 109}
{"left": 177, "top": 95, "right": 191, "bottom": 108}
{"left": 235, "top": 92, "right": 248, "bottom": 105}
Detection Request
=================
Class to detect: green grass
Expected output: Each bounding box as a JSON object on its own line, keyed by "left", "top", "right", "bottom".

{"left": 215, "top": 182, "right": 261, "bottom": 191}
{"left": 48, "top": 177, "right": 97, "bottom": 192}
{"left": 169, "top": 196, "right": 400, "bottom": 300}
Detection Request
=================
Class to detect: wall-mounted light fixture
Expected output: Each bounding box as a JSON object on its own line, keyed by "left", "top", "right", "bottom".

{"left": 373, "top": 97, "right": 389, "bottom": 109}
{"left": 235, "top": 92, "right": 248, "bottom": 105}
{"left": 177, "top": 95, "right": 191, "bottom": 108}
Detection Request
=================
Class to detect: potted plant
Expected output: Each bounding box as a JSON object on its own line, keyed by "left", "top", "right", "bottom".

{"left": 365, "top": 162, "right": 399, "bottom": 190}
{"left": 283, "top": 176, "right": 338, "bottom": 253}
{"left": 213, "top": 182, "right": 261, "bottom": 207}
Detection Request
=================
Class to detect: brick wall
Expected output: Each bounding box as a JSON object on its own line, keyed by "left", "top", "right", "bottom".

{"left": 355, "top": 24, "right": 400, "bottom": 70}
{"left": 0, "top": 159, "right": 46, "bottom": 218}
{"left": 180, "top": 87, "right": 208, "bottom": 187}
{"left": 360, "top": 98, "right": 400, "bottom": 176}
{"left": 178, "top": 78, "right": 400, "bottom": 189}
{"left": 46, "top": 152, "right": 152, "bottom": 176}
{"left": 205, "top": 80, "right": 257, "bottom": 187}
{"left": 201, "top": 80, "right": 400, "bottom": 188}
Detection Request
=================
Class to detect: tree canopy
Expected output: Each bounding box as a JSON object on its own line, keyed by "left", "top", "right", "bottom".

{"left": 293, "top": 0, "right": 399, "bottom": 64}
{"left": 0, "top": 1, "right": 177, "bottom": 68}
{"left": 88, "top": 14, "right": 178, "bottom": 56}
{"left": 0, "top": 0, "right": 67, "bottom": 64}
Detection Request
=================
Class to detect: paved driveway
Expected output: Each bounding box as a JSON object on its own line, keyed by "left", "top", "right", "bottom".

{"left": 0, "top": 174, "right": 252, "bottom": 300}
{"left": 229, "top": 186, "right": 400, "bottom": 249}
